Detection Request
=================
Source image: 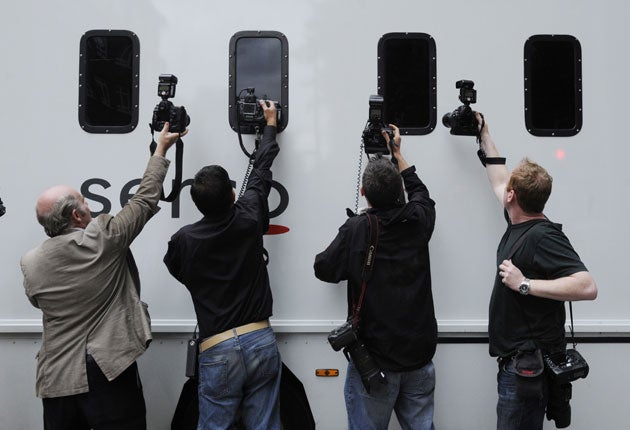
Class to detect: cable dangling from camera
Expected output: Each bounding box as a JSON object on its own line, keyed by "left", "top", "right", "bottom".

{"left": 234, "top": 88, "right": 261, "bottom": 199}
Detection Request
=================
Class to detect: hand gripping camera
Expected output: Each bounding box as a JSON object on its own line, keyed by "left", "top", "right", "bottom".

{"left": 362, "top": 95, "right": 394, "bottom": 155}
{"left": 151, "top": 74, "right": 190, "bottom": 133}
{"left": 236, "top": 87, "right": 280, "bottom": 131}
{"left": 328, "top": 320, "right": 386, "bottom": 393}
{"left": 442, "top": 80, "right": 479, "bottom": 136}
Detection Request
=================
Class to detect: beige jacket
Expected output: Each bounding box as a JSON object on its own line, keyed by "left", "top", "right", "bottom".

{"left": 21, "top": 156, "right": 169, "bottom": 398}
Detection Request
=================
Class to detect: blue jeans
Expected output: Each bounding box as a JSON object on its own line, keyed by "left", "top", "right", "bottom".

{"left": 345, "top": 360, "right": 436, "bottom": 430}
{"left": 496, "top": 358, "right": 547, "bottom": 430}
{"left": 197, "top": 327, "right": 281, "bottom": 430}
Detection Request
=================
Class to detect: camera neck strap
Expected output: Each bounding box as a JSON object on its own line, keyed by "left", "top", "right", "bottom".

{"left": 149, "top": 124, "right": 185, "bottom": 203}
{"left": 506, "top": 220, "right": 578, "bottom": 349}
{"left": 352, "top": 213, "right": 379, "bottom": 328}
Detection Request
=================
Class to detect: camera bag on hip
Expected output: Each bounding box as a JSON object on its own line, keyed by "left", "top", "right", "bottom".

{"left": 513, "top": 348, "right": 545, "bottom": 399}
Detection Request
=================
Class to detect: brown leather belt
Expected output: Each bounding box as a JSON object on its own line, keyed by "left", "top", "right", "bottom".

{"left": 199, "top": 320, "right": 270, "bottom": 353}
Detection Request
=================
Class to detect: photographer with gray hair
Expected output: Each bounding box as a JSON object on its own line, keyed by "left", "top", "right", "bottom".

{"left": 21, "top": 122, "right": 187, "bottom": 430}
{"left": 314, "top": 124, "right": 438, "bottom": 430}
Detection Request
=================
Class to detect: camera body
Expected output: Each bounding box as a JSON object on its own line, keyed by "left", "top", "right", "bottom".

{"left": 236, "top": 88, "right": 280, "bottom": 131}
{"left": 328, "top": 320, "right": 386, "bottom": 393}
{"left": 543, "top": 349, "right": 588, "bottom": 428}
{"left": 362, "top": 95, "right": 394, "bottom": 155}
{"left": 152, "top": 74, "right": 191, "bottom": 133}
{"left": 442, "top": 80, "right": 478, "bottom": 136}
{"left": 328, "top": 320, "right": 358, "bottom": 352}
{"left": 544, "top": 349, "right": 589, "bottom": 383}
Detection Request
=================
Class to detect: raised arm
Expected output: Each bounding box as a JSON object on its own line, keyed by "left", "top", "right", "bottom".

{"left": 383, "top": 124, "right": 409, "bottom": 172}
{"left": 476, "top": 113, "right": 510, "bottom": 204}
{"left": 104, "top": 122, "right": 186, "bottom": 247}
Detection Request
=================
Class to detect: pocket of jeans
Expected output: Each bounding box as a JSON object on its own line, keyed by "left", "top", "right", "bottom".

{"left": 407, "top": 361, "right": 436, "bottom": 396}
{"left": 253, "top": 338, "right": 280, "bottom": 377}
{"left": 199, "top": 360, "right": 229, "bottom": 398}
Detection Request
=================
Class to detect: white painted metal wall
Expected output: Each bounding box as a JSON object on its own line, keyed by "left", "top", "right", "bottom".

{"left": 2, "top": 335, "right": 629, "bottom": 429}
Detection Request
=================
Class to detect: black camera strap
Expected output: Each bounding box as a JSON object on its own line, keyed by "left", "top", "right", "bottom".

{"left": 149, "top": 123, "right": 185, "bottom": 202}
{"left": 351, "top": 213, "right": 379, "bottom": 329}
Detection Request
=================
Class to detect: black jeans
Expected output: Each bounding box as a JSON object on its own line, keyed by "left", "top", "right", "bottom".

{"left": 43, "top": 355, "right": 146, "bottom": 430}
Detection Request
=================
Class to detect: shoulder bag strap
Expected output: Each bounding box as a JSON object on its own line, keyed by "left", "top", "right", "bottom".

{"left": 351, "top": 213, "right": 379, "bottom": 328}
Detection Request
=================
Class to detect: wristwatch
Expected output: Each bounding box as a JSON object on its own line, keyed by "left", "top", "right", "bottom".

{"left": 519, "top": 278, "right": 531, "bottom": 295}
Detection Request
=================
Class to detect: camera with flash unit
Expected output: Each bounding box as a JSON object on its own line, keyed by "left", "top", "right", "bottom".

{"left": 442, "top": 80, "right": 478, "bottom": 136}
{"left": 151, "top": 74, "right": 190, "bottom": 133}
{"left": 362, "top": 95, "right": 394, "bottom": 155}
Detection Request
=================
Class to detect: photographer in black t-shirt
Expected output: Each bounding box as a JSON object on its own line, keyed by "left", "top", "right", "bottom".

{"left": 475, "top": 112, "right": 597, "bottom": 430}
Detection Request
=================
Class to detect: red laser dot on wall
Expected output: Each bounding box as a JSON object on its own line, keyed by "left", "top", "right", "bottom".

{"left": 556, "top": 149, "right": 566, "bottom": 160}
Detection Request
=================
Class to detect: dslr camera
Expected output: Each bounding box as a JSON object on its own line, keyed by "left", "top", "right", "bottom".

{"left": 362, "top": 95, "right": 394, "bottom": 155}
{"left": 543, "top": 349, "right": 589, "bottom": 428}
{"left": 328, "top": 320, "right": 386, "bottom": 393}
{"left": 442, "top": 80, "right": 479, "bottom": 136}
{"left": 236, "top": 87, "right": 280, "bottom": 131}
{"left": 152, "top": 74, "right": 190, "bottom": 133}
{"left": 544, "top": 349, "right": 589, "bottom": 383}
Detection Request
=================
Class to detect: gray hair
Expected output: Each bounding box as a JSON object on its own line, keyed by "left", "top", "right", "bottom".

{"left": 362, "top": 158, "right": 402, "bottom": 208}
{"left": 37, "top": 194, "right": 84, "bottom": 237}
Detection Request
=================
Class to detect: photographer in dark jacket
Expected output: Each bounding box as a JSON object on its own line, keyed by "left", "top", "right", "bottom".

{"left": 164, "top": 100, "right": 281, "bottom": 430}
{"left": 314, "top": 125, "right": 437, "bottom": 430}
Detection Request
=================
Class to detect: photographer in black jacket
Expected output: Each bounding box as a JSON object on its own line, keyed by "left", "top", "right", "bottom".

{"left": 314, "top": 125, "right": 437, "bottom": 430}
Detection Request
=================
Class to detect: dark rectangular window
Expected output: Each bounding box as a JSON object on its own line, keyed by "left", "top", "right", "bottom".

{"left": 524, "top": 35, "right": 582, "bottom": 136}
{"left": 378, "top": 33, "right": 437, "bottom": 135}
{"left": 78, "top": 30, "right": 139, "bottom": 133}
{"left": 229, "top": 31, "right": 289, "bottom": 134}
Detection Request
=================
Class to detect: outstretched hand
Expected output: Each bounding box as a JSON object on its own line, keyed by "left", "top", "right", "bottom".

{"left": 155, "top": 122, "right": 189, "bottom": 157}
{"left": 260, "top": 100, "right": 277, "bottom": 127}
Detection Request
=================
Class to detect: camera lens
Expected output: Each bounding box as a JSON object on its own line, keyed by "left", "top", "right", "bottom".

{"left": 442, "top": 112, "right": 455, "bottom": 128}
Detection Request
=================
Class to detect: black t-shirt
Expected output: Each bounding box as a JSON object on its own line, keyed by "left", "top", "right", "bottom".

{"left": 163, "top": 126, "right": 279, "bottom": 339}
{"left": 488, "top": 214, "right": 587, "bottom": 357}
{"left": 314, "top": 166, "right": 437, "bottom": 372}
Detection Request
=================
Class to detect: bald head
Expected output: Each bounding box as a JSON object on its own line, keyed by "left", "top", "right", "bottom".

{"left": 36, "top": 185, "right": 91, "bottom": 237}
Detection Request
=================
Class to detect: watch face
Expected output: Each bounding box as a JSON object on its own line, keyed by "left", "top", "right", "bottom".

{"left": 519, "top": 281, "right": 529, "bottom": 295}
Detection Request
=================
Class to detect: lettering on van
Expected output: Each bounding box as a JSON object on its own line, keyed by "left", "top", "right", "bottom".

{"left": 80, "top": 177, "right": 290, "bottom": 234}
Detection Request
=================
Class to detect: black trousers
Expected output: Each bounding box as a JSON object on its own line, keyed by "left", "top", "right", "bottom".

{"left": 43, "top": 355, "right": 146, "bottom": 430}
